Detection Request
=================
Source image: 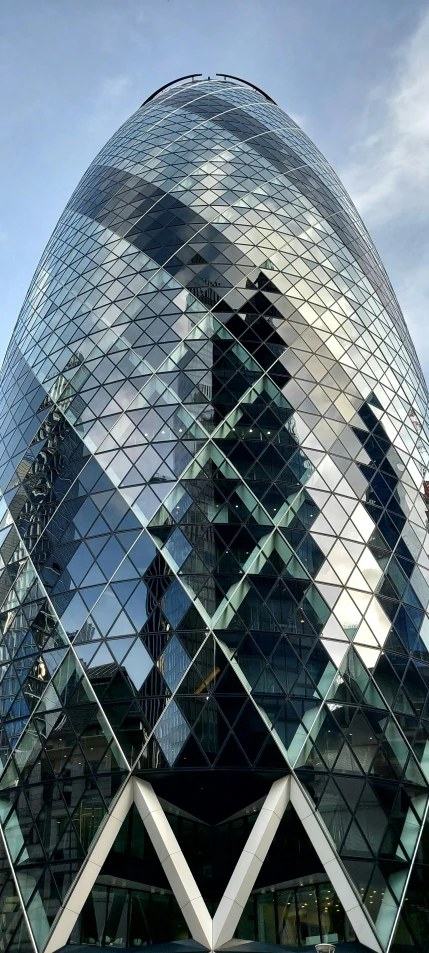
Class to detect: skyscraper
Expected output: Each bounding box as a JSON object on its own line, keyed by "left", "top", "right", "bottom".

{"left": 0, "top": 73, "right": 428, "bottom": 953}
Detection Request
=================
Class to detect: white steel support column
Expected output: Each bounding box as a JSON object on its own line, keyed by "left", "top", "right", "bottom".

{"left": 290, "top": 777, "right": 383, "bottom": 953}
{"left": 44, "top": 780, "right": 133, "bottom": 953}
{"left": 133, "top": 777, "right": 212, "bottom": 948}
{"left": 41, "top": 773, "right": 386, "bottom": 953}
{"left": 212, "top": 776, "right": 290, "bottom": 948}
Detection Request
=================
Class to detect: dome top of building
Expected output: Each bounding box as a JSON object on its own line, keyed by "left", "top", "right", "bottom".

{"left": 141, "top": 74, "right": 277, "bottom": 107}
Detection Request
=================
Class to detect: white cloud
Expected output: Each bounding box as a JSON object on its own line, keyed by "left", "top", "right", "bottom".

{"left": 338, "top": 9, "right": 429, "bottom": 384}
{"left": 342, "top": 8, "right": 429, "bottom": 225}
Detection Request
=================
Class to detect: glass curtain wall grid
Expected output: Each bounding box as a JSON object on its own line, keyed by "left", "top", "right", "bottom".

{"left": 0, "top": 75, "right": 428, "bottom": 953}
{"left": 71, "top": 876, "right": 355, "bottom": 949}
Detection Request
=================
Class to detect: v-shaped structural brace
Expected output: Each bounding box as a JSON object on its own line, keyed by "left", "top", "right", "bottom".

{"left": 44, "top": 774, "right": 382, "bottom": 953}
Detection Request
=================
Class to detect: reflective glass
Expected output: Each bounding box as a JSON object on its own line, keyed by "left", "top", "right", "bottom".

{"left": 0, "top": 75, "right": 428, "bottom": 953}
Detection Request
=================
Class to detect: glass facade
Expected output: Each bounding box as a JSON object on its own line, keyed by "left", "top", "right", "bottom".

{"left": 0, "top": 75, "right": 428, "bottom": 953}
{"left": 70, "top": 876, "right": 355, "bottom": 949}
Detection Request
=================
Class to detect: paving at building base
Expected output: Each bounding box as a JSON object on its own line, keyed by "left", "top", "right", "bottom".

{"left": 57, "top": 941, "right": 375, "bottom": 953}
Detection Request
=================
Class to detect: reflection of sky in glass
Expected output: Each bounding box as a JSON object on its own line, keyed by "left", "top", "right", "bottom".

{"left": 0, "top": 75, "right": 428, "bottom": 953}
{"left": 121, "top": 639, "right": 151, "bottom": 690}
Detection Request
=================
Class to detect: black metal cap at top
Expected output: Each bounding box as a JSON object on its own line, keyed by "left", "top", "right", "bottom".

{"left": 140, "top": 73, "right": 277, "bottom": 108}
{"left": 215, "top": 74, "right": 276, "bottom": 104}
{"left": 141, "top": 74, "right": 203, "bottom": 106}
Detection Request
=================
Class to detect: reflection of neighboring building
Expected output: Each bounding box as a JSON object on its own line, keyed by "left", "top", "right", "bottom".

{"left": 0, "top": 74, "right": 429, "bottom": 953}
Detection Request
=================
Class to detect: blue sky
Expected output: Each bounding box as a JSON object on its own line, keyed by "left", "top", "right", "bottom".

{"left": 1, "top": 0, "right": 429, "bottom": 377}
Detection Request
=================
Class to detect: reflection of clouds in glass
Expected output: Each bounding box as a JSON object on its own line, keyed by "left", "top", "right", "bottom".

{"left": 0, "top": 74, "right": 429, "bottom": 952}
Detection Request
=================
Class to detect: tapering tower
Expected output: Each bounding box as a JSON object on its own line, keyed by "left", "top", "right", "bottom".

{"left": 0, "top": 76, "right": 428, "bottom": 953}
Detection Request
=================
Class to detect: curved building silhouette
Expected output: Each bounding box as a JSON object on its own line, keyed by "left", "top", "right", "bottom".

{"left": 0, "top": 76, "right": 428, "bottom": 953}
